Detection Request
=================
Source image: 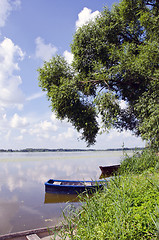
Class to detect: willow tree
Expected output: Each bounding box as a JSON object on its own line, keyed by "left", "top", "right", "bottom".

{"left": 38, "top": 0, "right": 159, "bottom": 149}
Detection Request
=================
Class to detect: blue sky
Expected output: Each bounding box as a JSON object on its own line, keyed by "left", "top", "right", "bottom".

{"left": 0, "top": 0, "right": 145, "bottom": 150}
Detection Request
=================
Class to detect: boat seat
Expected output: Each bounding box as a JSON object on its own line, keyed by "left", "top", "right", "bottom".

{"left": 60, "top": 181, "right": 83, "bottom": 186}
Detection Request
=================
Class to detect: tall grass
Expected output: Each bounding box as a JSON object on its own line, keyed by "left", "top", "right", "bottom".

{"left": 52, "top": 149, "right": 159, "bottom": 239}
{"left": 119, "top": 148, "right": 159, "bottom": 174}
{"left": 56, "top": 173, "right": 159, "bottom": 239}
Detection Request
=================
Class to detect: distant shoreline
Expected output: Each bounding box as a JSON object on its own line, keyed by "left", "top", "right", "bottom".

{"left": 0, "top": 147, "right": 144, "bottom": 153}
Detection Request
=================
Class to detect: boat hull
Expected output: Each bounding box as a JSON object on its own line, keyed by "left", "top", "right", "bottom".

{"left": 45, "top": 179, "right": 105, "bottom": 194}
{"left": 99, "top": 164, "right": 120, "bottom": 177}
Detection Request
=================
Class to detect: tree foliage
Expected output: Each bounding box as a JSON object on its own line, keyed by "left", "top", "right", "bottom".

{"left": 38, "top": 0, "right": 159, "bottom": 148}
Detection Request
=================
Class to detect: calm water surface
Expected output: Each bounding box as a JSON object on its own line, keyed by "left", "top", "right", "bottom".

{"left": 0, "top": 151, "right": 127, "bottom": 235}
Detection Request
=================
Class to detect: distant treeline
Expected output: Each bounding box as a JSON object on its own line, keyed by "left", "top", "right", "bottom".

{"left": 0, "top": 147, "right": 144, "bottom": 153}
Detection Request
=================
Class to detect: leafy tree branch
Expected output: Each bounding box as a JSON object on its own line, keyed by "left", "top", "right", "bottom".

{"left": 38, "top": 0, "right": 159, "bottom": 149}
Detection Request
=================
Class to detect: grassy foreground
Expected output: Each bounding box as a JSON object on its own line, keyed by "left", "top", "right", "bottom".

{"left": 54, "top": 149, "right": 159, "bottom": 239}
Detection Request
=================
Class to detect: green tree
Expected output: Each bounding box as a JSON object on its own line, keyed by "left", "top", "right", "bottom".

{"left": 38, "top": 0, "right": 159, "bottom": 148}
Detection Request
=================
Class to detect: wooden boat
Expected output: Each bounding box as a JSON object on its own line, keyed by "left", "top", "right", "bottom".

{"left": 45, "top": 179, "right": 106, "bottom": 194}
{"left": 0, "top": 224, "right": 68, "bottom": 240}
{"left": 99, "top": 164, "right": 120, "bottom": 177}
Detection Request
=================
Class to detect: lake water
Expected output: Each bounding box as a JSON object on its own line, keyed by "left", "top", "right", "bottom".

{"left": 0, "top": 151, "right": 127, "bottom": 235}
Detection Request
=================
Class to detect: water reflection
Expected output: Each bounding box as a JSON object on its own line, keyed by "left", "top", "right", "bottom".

{"left": 44, "top": 193, "right": 79, "bottom": 204}
{"left": 0, "top": 151, "right": 124, "bottom": 235}
{"left": 0, "top": 196, "right": 19, "bottom": 234}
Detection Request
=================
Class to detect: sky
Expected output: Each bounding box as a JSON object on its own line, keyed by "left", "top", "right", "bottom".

{"left": 0, "top": 0, "right": 145, "bottom": 150}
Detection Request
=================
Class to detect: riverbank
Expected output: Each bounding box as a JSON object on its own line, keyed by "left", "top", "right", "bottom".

{"left": 56, "top": 148, "right": 159, "bottom": 239}
{"left": 0, "top": 147, "right": 144, "bottom": 153}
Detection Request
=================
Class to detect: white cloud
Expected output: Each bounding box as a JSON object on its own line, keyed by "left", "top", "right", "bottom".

{"left": 107, "top": 129, "right": 132, "bottom": 140}
{"left": 40, "top": 120, "right": 57, "bottom": 131}
{"left": 55, "top": 127, "right": 75, "bottom": 142}
{"left": 26, "top": 91, "right": 45, "bottom": 101}
{"left": 0, "top": 0, "right": 11, "bottom": 27}
{"left": 0, "top": 113, "right": 8, "bottom": 131}
{"left": 0, "top": 111, "right": 145, "bottom": 150}
{"left": 5, "top": 130, "right": 11, "bottom": 140}
{"left": 63, "top": 50, "right": 73, "bottom": 64}
{"left": 10, "top": 113, "right": 28, "bottom": 128}
{"left": 2, "top": 113, "right": 7, "bottom": 120}
{"left": 29, "top": 119, "right": 58, "bottom": 139}
{"left": 0, "top": 0, "right": 21, "bottom": 28}
{"left": 15, "top": 135, "right": 23, "bottom": 140}
{"left": 94, "top": 128, "right": 145, "bottom": 149}
{"left": 0, "top": 38, "right": 25, "bottom": 109}
{"left": 50, "top": 112, "right": 58, "bottom": 122}
{"left": 20, "top": 128, "right": 27, "bottom": 134}
{"left": 76, "top": 7, "right": 100, "bottom": 29}
{"left": 35, "top": 37, "right": 58, "bottom": 61}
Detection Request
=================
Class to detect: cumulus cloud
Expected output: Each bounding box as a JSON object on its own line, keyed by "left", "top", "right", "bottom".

{"left": 39, "top": 120, "right": 58, "bottom": 131}
{"left": 0, "top": 38, "right": 25, "bottom": 109}
{"left": 0, "top": 111, "right": 77, "bottom": 148}
{"left": 50, "top": 112, "right": 58, "bottom": 123}
{"left": 0, "top": 0, "right": 21, "bottom": 28}
{"left": 63, "top": 50, "right": 73, "bottom": 64}
{"left": 35, "top": 37, "right": 58, "bottom": 61}
{"left": 76, "top": 7, "right": 99, "bottom": 29}
{"left": 0, "top": 110, "right": 145, "bottom": 149}
{"left": 10, "top": 113, "right": 28, "bottom": 128}
{"left": 26, "top": 113, "right": 78, "bottom": 143}
{"left": 56, "top": 127, "right": 75, "bottom": 141}
{"left": 29, "top": 119, "right": 58, "bottom": 139}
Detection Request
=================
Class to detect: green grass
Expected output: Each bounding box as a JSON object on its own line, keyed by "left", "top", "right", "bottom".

{"left": 52, "top": 148, "right": 159, "bottom": 239}
{"left": 119, "top": 148, "right": 159, "bottom": 175}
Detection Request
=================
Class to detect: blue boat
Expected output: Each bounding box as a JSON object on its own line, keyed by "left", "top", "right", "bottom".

{"left": 45, "top": 179, "right": 106, "bottom": 194}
